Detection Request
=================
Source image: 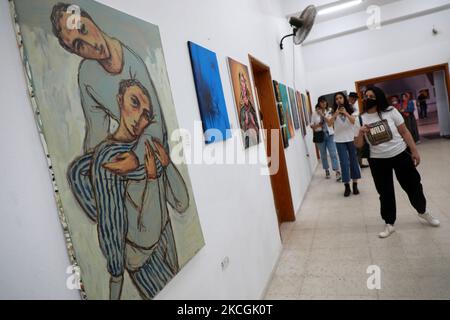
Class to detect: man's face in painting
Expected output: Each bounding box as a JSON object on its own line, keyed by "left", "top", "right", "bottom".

{"left": 57, "top": 11, "right": 110, "bottom": 60}
{"left": 118, "top": 85, "right": 152, "bottom": 138}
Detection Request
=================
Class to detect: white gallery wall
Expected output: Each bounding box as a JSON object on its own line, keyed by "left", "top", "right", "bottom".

{"left": 0, "top": 0, "right": 317, "bottom": 299}
{"left": 302, "top": 0, "right": 450, "bottom": 104}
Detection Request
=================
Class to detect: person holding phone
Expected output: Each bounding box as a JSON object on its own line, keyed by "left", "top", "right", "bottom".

{"left": 330, "top": 92, "right": 361, "bottom": 197}
{"left": 311, "top": 97, "right": 341, "bottom": 181}
{"left": 354, "top": 86, "right": 440, "bottom": 239}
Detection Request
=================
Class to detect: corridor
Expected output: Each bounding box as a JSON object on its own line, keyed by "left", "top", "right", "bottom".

{"left": 265, "top": 138, "right": 450, "bottom": 300}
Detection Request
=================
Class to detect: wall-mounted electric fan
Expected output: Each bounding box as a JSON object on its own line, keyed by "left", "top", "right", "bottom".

{"left": 280, "top": 5, "right": 317, "bottom": 50}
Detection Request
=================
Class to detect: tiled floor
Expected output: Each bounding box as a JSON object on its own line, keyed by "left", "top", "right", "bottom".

{"left": 265, "top": 138, "right": 450, "bottom": 300}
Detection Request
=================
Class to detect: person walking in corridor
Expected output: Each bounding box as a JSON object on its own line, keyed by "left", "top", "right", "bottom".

{"left": 311, "top": 96, "right": 341, "bottom": 181}
{"left": 330, "top": 92, "right": 361, "bottom": 197}
{"left": 418, "top": 92, "right": 429, "bottom": 119}
{"left": 354, "top": 86, "right": 440, "bottom": 238}
{"left": 349, "top": 92, "right": 369, "bottom": 169}
{"left": 400, "top": 93, "right": 420, "bottom": 143}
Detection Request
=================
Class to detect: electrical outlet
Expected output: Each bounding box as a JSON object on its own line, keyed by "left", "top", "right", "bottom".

{"left": 221, "top": 256, "right": 230, "bottom": 271}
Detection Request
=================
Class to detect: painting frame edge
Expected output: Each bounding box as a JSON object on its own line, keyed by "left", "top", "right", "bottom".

{"left": 226, "top": 56, "right": 262, "bottom": 150}
{"left": 8, "top": 0, "right": 87, "bottom": 299}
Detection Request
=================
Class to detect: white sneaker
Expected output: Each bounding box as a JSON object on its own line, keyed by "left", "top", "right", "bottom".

{"left": 336, "top": 171, "right": 342, "bottom": 182}
{"left": 379, "top": 224, "right": 395, "bottom": 238}
{"left": 418, "top": 212, "right": 440, "bottom": 227}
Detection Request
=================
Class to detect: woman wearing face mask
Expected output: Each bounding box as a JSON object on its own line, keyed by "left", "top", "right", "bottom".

{"left": 311, "top": 96, "right": 341, "bottom": 181}
{"left": 330, "top": 92, "right": 361, "bottom": 197}
{"left": 354, "top": 86, "right": 440, "bottom": 238}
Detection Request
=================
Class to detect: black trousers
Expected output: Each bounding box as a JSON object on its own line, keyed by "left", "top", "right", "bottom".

{"left": 368, "top": 150, "right": 427, "bottom": 225}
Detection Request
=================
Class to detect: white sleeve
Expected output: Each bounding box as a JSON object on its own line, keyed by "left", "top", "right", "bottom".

{"left": 311, "top": 112, "right": 319, "bottom": 125}
{"left": 354, "top": 115, "right": 361, "bottom": 138}
{"left": 392, "top": 108, "right": 405, "bottom": 126}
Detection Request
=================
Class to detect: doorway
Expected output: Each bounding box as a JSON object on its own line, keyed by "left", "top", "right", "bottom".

{"left": 355, "top": 63, "right": 450, "bottom": 139}
{"left": 249, "top": 55, "right": 295, "bottom": 224}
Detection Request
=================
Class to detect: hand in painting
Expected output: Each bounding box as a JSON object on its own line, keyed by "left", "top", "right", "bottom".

{"left": 152, "top": 139, "right": 170, "bottom": 167}
{"left": 144, "top": 141, "right": 158, "bottom": 180}
{"left": 144, "top": 139, "right": 170, "bottom": 180}
{"left": 102, "top": 152, "right": 139, "bottom": 175}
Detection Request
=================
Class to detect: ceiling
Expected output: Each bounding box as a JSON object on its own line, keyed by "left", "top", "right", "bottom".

{"left": 285, "top": 0, "right": 403, "bottom": 23}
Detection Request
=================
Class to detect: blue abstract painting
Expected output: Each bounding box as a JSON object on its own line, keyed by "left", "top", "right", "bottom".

{"left": 188, "top": 41, "right": 231, "bottom": 144}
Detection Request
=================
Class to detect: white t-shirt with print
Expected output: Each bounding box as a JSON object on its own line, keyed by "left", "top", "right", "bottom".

{"left": 334, "top": 111, "right": 358, "bottom": 143}
{"left": 354, "top": 107, "right": 407, "bottom": 159}
{"left": 311, "top": 109, "right": 334, "bottom": 135}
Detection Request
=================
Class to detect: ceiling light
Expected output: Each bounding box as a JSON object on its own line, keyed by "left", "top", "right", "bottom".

{"left": 318, "top": 0, "right": 363, "bottom": 16}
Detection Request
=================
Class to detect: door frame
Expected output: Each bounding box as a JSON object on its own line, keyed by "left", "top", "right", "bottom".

{"left": 248, "top": 54, "right": 296, "bottom": 224}
{"left": 355, "top": 63, "right": 450, "bottom": 112}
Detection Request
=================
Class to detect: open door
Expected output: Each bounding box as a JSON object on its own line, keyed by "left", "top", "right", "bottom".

{"left": 248, "top": 55, "right": 295, "bottom": 224}
{"left": 434, "top": 70, "right": 450, "bottom": 137}
{"left": 355, "top": 63, "right": 450, "bottom": 139}
{"left": 355, "top": 63, "right": 450, "bottom": 114}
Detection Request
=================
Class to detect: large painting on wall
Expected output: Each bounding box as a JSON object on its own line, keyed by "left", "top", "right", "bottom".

{"left": 273, "top": 81, "right": 289, "bottom": 149}
{"left": 188, "top": 41, "right": 231, "bottom": 144}
{"left": 227, "top": 57, "right": 261, "bottom": 149}
{"left": 288, "top": 87, "right": 300, "bottom": 131}
{"left": 278, "top": 83, "right": 295, "bottom": 139}
{"left": 296, "top": 91, "right": 307, "bottom": 137}
{"left": 301, "top": 93, "right": 311, "bottom": 126}
{"left": 306, "top": 92, "right": 313, "bottom": 125}
{"left": 10, "top": 0, "right": 205, "bottom": 300}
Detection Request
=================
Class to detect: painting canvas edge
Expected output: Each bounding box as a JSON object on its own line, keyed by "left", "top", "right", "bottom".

{"left": 8, "top": 0, "right": 87, "bottom": 299}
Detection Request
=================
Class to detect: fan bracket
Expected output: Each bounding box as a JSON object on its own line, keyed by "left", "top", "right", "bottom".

{"left": 279, "top": 29, "right": 297, "bottom": 50}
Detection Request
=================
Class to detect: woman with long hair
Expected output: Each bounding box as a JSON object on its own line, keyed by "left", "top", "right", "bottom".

{"left": 330, "top": 92, "right": 361, "bottom": 197}
{"left": 354, "top": 86, "right": 440, "bottom": 238}
{"left": 311, "top": 96, "right": 341, "bottom": 181}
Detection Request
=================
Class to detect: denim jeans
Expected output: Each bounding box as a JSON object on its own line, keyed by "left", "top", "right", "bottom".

{"left": 336, "top": 141, "right": 361, "bottom": 183}
{"left": 316, "top": 132, "right": 340, "bottom": 171}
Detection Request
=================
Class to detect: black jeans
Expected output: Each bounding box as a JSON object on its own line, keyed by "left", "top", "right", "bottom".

{"left": 368, "top": 150, "right": 427, "bottom": 225}
{"left": 419, "top": 104, "right": 428, "bottom": 118}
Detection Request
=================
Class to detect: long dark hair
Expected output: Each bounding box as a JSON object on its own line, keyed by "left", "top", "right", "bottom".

{"left": 363, "top": 86, "right": 392, "bottom": 114}
{"left": 315, "top": 96, "right": 329, "bottom": 110}
{"left": 332, "top": 92, "right": 353, "bottom": 114}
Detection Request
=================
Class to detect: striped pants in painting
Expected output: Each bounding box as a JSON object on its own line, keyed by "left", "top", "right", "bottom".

{"left": 128, "top": 222, "right": 178, "bottom": 300}
{"left": 67, "top": 152, "right": 97, "bottom": 222}
{"left": 68, "top": 141, "right": 175, "bottom": 299}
